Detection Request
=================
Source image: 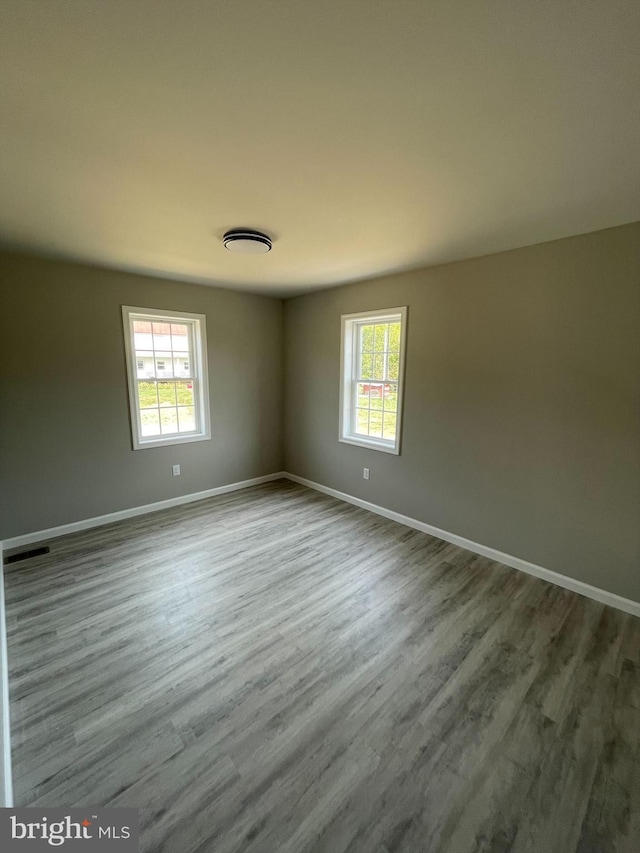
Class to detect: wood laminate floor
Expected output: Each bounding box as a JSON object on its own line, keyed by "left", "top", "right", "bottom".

{"left": 4, "top": 480, "right": 640, "bottom": 852}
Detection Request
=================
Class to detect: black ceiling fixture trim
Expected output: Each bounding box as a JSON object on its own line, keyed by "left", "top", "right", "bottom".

{"left": 223, "top": 229, "right": 272, "bottom": 253}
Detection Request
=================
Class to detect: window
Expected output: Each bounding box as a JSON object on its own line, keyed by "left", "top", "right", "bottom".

{"left": 340, "top": 307, "right": 407, "bottom": 454}
{"left": 122, "top": 306, "right": 211, "bottom": 450}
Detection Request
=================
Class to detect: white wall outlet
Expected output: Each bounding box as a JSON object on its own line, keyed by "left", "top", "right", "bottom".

{"left": 363, "top": 467, "right": 370, "bottom": 480}
{"left": 172, "top": 464, "right": 181, "bottom": 476}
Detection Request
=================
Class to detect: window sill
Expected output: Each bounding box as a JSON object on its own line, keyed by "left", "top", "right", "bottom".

{"left": 133, "top": 433, "right": 211, "bottom": 451}
{"left": 339, "top": 435, "right": 400, "bottom": 455}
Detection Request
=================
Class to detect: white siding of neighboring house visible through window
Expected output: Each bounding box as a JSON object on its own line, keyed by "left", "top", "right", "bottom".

{"left": 134, "top": 327, "right": 192, "bottom": 378}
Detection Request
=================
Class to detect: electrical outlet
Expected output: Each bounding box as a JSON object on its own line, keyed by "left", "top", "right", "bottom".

{"left": 363, "top": 467, "right": 370, "bottom": 480}
{"left": 172, "top": 464, "right": 181, "bottom": 476}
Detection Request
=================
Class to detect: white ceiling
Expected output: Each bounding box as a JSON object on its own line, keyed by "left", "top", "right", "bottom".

{"left": 1, "top": 0, "right": 639, "bottom": 297}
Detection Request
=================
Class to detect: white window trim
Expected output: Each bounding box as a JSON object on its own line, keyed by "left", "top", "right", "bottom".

{"left": 339, "top": 306, "right": 408, "bottom": 455}
{"left": 122, "top": 306, "right": 211, "bottom": 450}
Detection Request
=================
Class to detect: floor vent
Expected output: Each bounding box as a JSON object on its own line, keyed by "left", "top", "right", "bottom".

{"left": 4, "top": 546, "right": 50, "bottom": 565}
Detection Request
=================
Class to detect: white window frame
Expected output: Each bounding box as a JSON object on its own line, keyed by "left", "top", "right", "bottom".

{"left": 122, "top": 306, "right": 211, "bottom": 450}
{"left": 339, "top": 306, "right": 408, "bottom": 455}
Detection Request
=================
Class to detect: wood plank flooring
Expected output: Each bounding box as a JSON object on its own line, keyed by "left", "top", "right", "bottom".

{"left": 4, "top": 480, "right": 640, "bottom": 852}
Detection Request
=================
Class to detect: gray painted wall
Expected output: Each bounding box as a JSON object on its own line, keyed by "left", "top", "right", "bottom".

{"left": 284, "top": 223, "right": 640, "bottom": 601}
{"left": 0, "top": 252, "right": 284, "bottom": 538}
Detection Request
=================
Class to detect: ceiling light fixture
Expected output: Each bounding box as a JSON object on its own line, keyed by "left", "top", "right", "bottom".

{"left": 223, "top": 228, "right": 272, "bottom": 254}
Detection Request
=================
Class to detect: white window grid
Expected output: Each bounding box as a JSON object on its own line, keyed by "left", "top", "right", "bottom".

{"left": 340, "top": 307, "right": 407, "bottom": 454}
{"left": 136, "top": 322, "right": 198, "bottom": 436}
{"left": 122, "top": 306, "right": 210, "bottom": 449}
{"left": 352, "top": 321, "right": 400, "bottom": 441}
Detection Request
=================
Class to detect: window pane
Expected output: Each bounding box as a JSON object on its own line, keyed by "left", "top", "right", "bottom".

{"left": 368, "top": 383, "right": 384, "bottom": 409}
{"left": 360, "top": 324, "right": 374, "bottom": 352}
{"left": 178, "top": 406, "right": 196, "bottom": 433}
{"left": 356, "top": 383, "right": 370, "bottom": 407}
{"left": 373, "top": 354, "right": 385, "bottom": 380}
{"left": 156, "top": 359, "right": 173, "bottom": 377}
{"left": 382, "top": 412, "right": 397, "bottom": 440}
{"left": 157, "top": 381, "right": 176, "bottom": 407}
{"left": 140, "top": 409, "right": 160, "bottom": 436}
{"left": 388, "top": 352, "right": 399, "bottom": 380}
{"left": 138, "top": 381, "right": 158, "bottom": 409}
{"left": 384, "top": 388, "right": 398, "bottom": 412}
{"left": 133, "top": 326, "right": 153, "bottom": 352}
{"left": 388, "top": 322, "right": 400, "bottom": 351}
{"left": 135, "top": 353, "right": 154, "bottom": 378}
{"left": 152, "top": 322, "right": 172, "bottom": 355}
{"left": 176, "top": 380, "right": 195, "bottom": 406}
{"left": 171, "top": 324, "right": 190, "bottom": 352}
{"left": 374, "top": 324, "right": 387, "bottom": 351}
{"left": 160, "top": 407, "right": 179, "bottom": 434}
{"left": 355, "top": 408, "right": 370, "bottom": 435}
{"left": 359, "top": 352, "right": 374, "bottom": 379}
{"left": 369, "top": 411, "right": 383, "bottom": 437}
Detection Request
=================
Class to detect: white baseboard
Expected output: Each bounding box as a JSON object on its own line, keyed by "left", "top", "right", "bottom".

{"left": 0, "top": 550, "right": 14, "bottom": 807}
{"left": 1, "top": 473, "right": 287, "bottom": 551}
{"left": 3, "top": 467, "right": 638, "bottom": 617}
{"left": 283, "top": 472, "right": 640, "bottom": 618}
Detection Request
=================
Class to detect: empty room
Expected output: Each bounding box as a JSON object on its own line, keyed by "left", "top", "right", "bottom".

{"left": 0, "top": 1, "right": 639, "bottom": 851}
